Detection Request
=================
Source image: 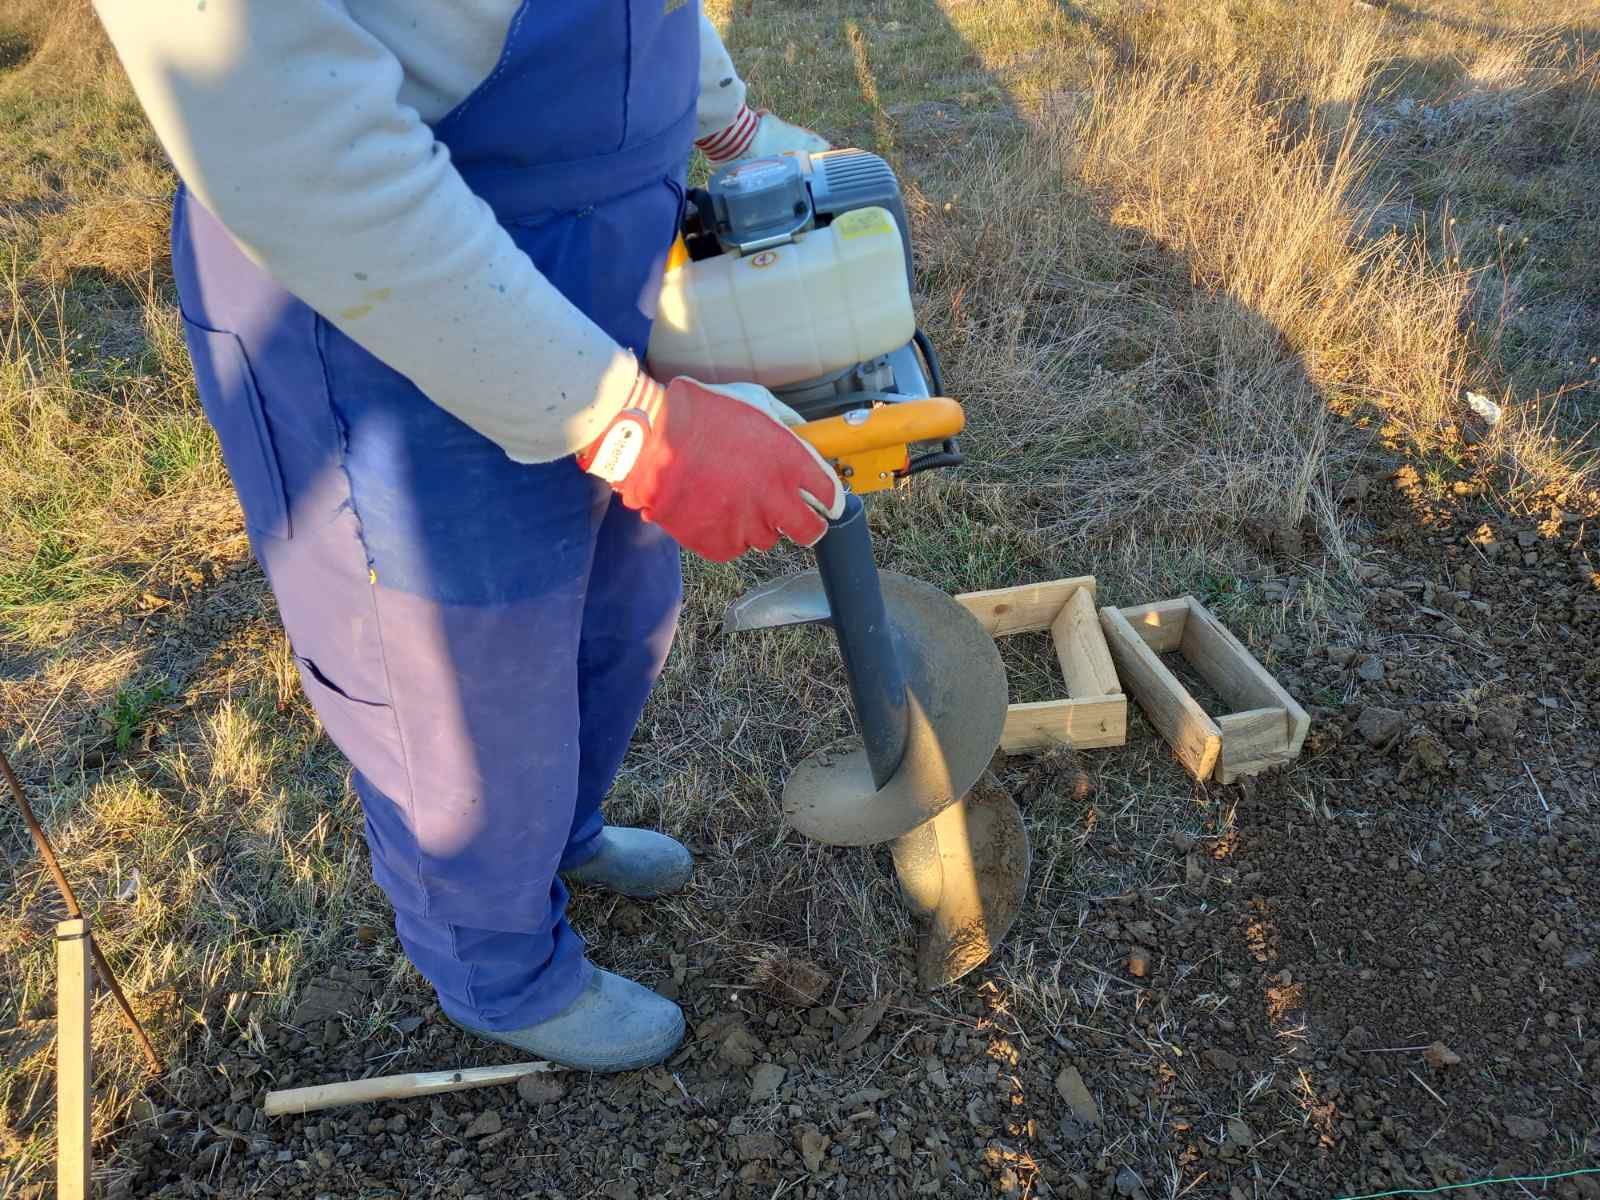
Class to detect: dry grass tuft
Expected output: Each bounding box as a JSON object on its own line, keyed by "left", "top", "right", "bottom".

{"left": 0, "top": 280, "right": 237, "bottom": 651}
{"left": 36, "top": 193, "right": 173, "bottom": 284}
{"left": 1, "top": 0, "right": 118, "bottom": 88}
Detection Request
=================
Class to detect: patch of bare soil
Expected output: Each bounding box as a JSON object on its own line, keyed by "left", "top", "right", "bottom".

{"left": 1154, "top": 474, "right": 1600, "bottom": 1193}
{"left": 60, "top": 471, "right": 1598, "bottom": 1200}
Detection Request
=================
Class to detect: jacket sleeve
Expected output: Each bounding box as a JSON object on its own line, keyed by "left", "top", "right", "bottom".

{"left": 697, "top": 13, "right": 749, "bottom": 139}
{"left": 92, "top": 0, "right": 645, "bottom": 464}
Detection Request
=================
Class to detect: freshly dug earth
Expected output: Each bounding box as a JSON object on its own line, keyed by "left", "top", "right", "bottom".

{"left": 79, "top": 468, "right": 1597, "bottom": 1199}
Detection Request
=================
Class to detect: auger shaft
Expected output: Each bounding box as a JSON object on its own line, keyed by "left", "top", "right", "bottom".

{"left": 812, "top": 494, "right": 909, "bottom": 791}
{"left": 812, "top": 495, "right": 946, "bottom": 918}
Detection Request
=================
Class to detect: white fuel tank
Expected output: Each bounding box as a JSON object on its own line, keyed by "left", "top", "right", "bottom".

{"left": 646, "top": 206, "right": 915, "bottom": 388}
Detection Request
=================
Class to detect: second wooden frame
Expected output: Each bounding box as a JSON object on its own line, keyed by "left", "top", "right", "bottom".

{"left": 1099, "top": 595, "right": 1309, "bottom": 783}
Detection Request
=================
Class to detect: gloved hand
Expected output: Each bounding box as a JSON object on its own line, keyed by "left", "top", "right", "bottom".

{"left": 695, "top": 103, "right": 831, "bottom": 164}
{"left": 579, "top": 374, "right": 845, "bottom": 562}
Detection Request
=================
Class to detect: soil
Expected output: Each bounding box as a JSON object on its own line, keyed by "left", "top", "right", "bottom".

{"left": 57, "top": 455, "right": 1594, "bottom": 1200}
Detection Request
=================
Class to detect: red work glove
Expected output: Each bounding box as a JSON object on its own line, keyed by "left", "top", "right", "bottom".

{"left": 579, "top": 375, "right": 845, "bottom": 562}
{"left": 695, "top": 103, "right": 831, "bottom": 164}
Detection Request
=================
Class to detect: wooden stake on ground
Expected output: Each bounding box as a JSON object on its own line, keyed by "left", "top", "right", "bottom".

{"left": 56, "top": 917, "right": 93, "bottom": 1200}
{"left": 264, "top": 1060, "right": 561, "bottom": 1117}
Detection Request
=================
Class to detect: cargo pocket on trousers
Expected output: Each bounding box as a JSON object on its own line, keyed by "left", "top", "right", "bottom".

{"left": 181, "top": 318, "right": 291, "bottom": 540}
{"left": 292, "top": 653, "right": 399, "bottom": 766}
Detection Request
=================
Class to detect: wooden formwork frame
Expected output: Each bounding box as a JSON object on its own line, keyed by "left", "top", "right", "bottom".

{"left": 1099, "top": 595, "right": 1309, "bottom": 784}
{"left": 954, "top": 576, "right": 1127, "bottom": 754}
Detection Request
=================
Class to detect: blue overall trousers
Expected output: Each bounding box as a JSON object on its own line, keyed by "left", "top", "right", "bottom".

{"left": 172, "top": 5, "right": 700, "bottom": 1031}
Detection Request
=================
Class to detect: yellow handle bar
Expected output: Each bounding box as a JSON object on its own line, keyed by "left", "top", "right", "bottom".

{"left": 793, "top": 397, "right": 964, "bottom": 458}
{"left": 791, "top": 397, "right": 964, "bottom": 494}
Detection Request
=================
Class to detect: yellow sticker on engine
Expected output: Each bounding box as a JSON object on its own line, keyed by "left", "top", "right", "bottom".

{"left": 834, "top": 207, "right": 894, "bottom": 240}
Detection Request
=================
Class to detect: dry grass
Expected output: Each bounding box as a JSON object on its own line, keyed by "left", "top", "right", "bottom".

{"left": 1, "top": 0, "right": 231, "bottom": 663}
{"left": 35, "top": 194, "right": 173, "bottom": 285}
{"left": 907, "top": 13, "right": 1594, "bottom": 562}
{"left": 3, "top": 0, "right": 1599, "bottom": 1191}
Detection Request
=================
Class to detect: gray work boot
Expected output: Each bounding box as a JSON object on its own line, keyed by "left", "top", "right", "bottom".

{"left": 454, "top": 968, "right": 684, "bottom": 1072}
{"left": 561, "top": 827, "right": 693, "bottom": 898}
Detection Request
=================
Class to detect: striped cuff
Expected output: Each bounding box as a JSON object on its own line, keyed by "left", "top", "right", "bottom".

{"left": 695, "top": 103, "right": 762, "bottom": 164}
{"left": 577, "top": 368, "right": 665, "bottom": 473}
{"left": 629, "top": 369, "right": 667, "bottom": 423}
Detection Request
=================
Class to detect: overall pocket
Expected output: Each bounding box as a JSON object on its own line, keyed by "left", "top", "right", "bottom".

{"left": 181, "top": 317, "right": 291, "bottom": 540}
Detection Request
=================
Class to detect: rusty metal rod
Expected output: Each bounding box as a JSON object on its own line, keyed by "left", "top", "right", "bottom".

{"left": 1, "top": 746, "right": 163, "bottom": 1075}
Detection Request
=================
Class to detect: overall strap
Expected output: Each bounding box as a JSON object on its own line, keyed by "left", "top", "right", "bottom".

{"left": 433, "top": 1, "right": 701, "bottom": 223}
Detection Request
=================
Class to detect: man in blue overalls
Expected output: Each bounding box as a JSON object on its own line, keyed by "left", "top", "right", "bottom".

{"left": 94, "top": 1, "right": 841, "bottom": 1071}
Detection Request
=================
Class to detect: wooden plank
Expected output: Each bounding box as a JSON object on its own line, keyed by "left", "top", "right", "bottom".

{"left": 999, "top": 695, "right": 1126, "bottom": 754}
{"left": 1117, "top": 599, "right": 1190, "bottom": 652}
{"left": 1215, "top": 707, "right": 1290, "bottom": 767}
{"left": 1100, "top": 606, "right": 1221, "bottom": 780}
{"left": 1050, "top": 586, "right": 1121, "bottom": 699}
{"left": 955, "top": 577, "right": 1095, "bottom": 637}
{"left": 56, "top": 918, "right": 93, "bottom": 1200}
{"left": 1178, "top": 597, "right": 1311, "bottom": 755}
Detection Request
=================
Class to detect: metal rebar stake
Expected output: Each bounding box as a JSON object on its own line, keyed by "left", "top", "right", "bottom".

{"left": 1, "top": 747, "right": 163, "bottom": 1075}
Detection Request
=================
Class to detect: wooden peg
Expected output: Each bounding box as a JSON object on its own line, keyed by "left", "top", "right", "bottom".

{"left": 56, "top": 917, "right": 93, "bottom": 1200}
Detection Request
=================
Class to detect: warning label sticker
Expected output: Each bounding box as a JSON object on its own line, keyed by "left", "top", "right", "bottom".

{"left": 834, "top": 207, "right": 894, "bottom": 240}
